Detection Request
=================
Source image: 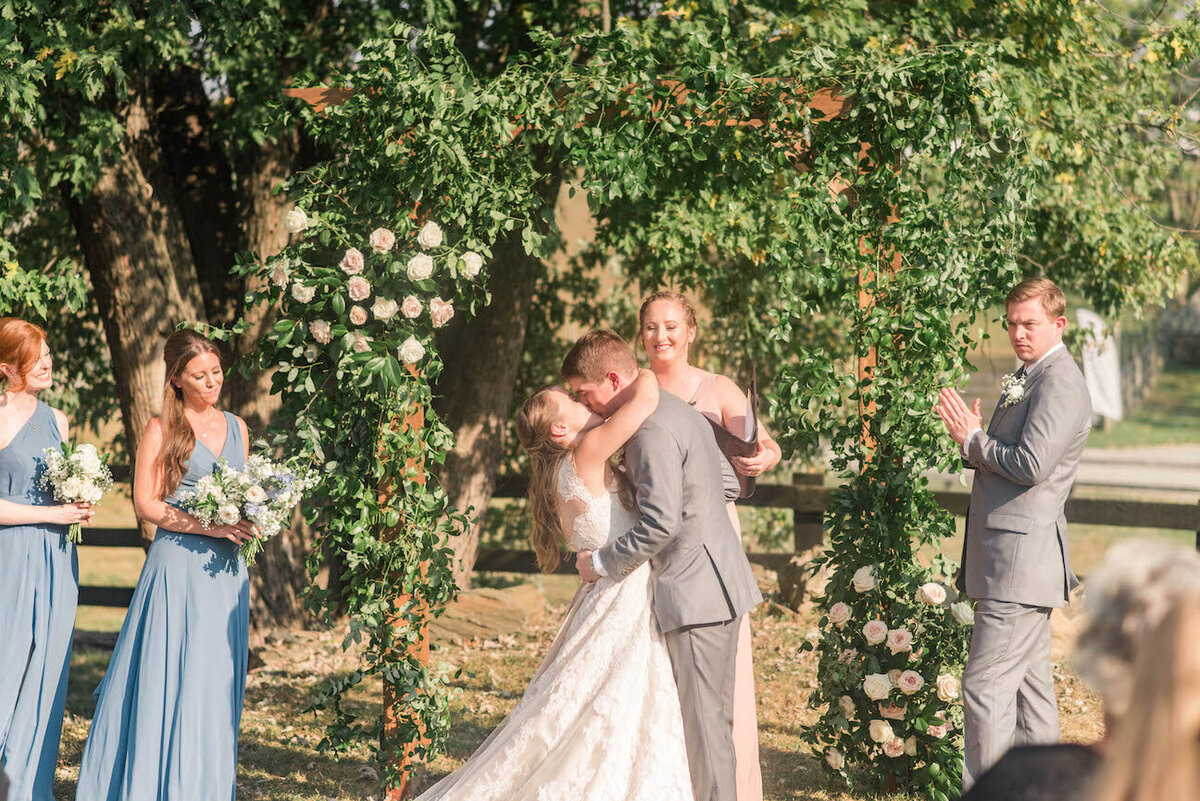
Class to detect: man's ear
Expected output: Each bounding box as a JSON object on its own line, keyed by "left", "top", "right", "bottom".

{"left": 607, "top": 371, "right": 621, "bottom": 390}
{"left": 1054, "top": 316, "right": 1067, "bottom": 335}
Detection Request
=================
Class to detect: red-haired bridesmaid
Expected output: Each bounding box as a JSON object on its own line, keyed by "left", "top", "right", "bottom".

{"left": 0, "top": 317, "right": 93, "bottom": 801}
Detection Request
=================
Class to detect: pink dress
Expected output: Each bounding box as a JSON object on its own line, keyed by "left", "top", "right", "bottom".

{"left": 688, "top": 371, "right": 764, "bottom": 801}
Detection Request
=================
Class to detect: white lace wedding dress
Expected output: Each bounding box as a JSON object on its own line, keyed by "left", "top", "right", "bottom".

{"left": 415, "top": 456, "right": 693, "bottom": 801}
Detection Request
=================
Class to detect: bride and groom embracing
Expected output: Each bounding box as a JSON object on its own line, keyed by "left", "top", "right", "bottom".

{"left": 415, "top": 328, "right": 763, "bottom": 801}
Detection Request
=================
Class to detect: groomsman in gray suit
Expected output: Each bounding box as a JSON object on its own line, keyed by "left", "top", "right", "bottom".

{"left": 563, "top": 330, "right": 762, "bottom": 801}
{"left": 935, "top": 278, "right": 1092, "bottom": 791}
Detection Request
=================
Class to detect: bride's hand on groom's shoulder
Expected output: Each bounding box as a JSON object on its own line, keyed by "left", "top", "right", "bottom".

{"left": 576, "top": 550, "right": 600, "bottom": 583}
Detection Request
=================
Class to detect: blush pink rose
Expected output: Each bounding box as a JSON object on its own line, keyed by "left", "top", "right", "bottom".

{"left": 927, "top": 720, "right": 950, "bottom": 739}
{"left": 401, "top": 295, "right": 423, "bottom": 319}
{"left": 349, "top": 305, "right": 368, "bottom": 326}
{"left": 886, "top": 628, "right": 914, "bottom": 655}
{"left": 897, "top": 670, "right": 925, "bottom": 695}
{"left": 828, "top": 602, "right": 852, "bottom": 628}
{"left": 350, "top": 332, "right": 371, "bottom": 353}
{"left": 430, "top": 297, "right": 454, "bottom": 328}
{"left": 936, "top": 674, "right": 961, "bottom": 703}
{"left": 862, "top": 619, "right": 888, "bottom": 645}
{"left": 368, "top": 228, "right": 395, "bottom": 254}
{"left": 340, "top": 247, "right": 365, "bottom": 275}
{"left": 347, "top": 276, "right": 371, "bottom": 302}
{"left": 882, "top": 737, "right": 905, "bottom": 758}
{"left": 868, "top": 719, "right": 894, "bottom": 744}
{"left": 917, "top": 582, "right": 947, "bottom": 605}
{"left": 879, "top": 701, "right": 906, "bottom": 720}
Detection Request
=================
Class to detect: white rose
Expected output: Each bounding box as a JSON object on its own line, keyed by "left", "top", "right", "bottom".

{"left": 398, "top": 336, "right": 425, "bottom": 365}
{"left": 340, "top": 247, "right": 365, "bottom": 275}
{"left": 1006, "top": 383, "right": 1025, "bottom": 403}
{"left": 349, "top": 305, "right": 368, "bottom": 326}
{"left": 887, "top": 669, "right": 902, "bottom": 686}
{"left": 416, "top": 221, "right": 443, "bottom": 249}
{"left": 372, "top": 297, "right": 399, "bottom": 321}
{"left": 269, "top": 261, "right": 289, "bottom": 288}
{"left": 407, "top": 254, "right": 434, "bottom": 281}
{"left": 347, "top": 276, "right": 371, "bottom": 302}
{"left": 310, "top": 320, "right": 332, "bottom": 344}
{"left": 62, "top": 476, "right": 82, "bottom": 499}
{"left": 879, "top": 701, "right": 906, "bottom": 720}
{"left": 863, "top": 673, "right": 892, "bottom": 701}
{"left": 886, "top": 628, "right": 914, "bottom": 655}
{"left": 304, "top": 344, "right": 319, "bottom": 361}
{"left": 951, "top": 601, "right": 974, "bottom": 625}
{"left": 245, "top": 485, "right": 268, "bottom": 504}
{"left": 74, "top": 445, "right": 102, "bottom": 473}
{"left": 904, "top": 736, "right": 917, "bottom": 757}
{"left": 401, "top": 295, "right": 423, "bottom": 318}
{"left": 825, "top": 747, "right": 844, "bottom": 770}
{"left": 351, "top": 332, "right": 372, "bottom": 354}
{"left": 430, "top": 297, "right": 454, "bottom": 328}
{"left": 368, "top": 227, "right": 396, "bottom": 254}
{"left": 838, "top": 695, "right": 855, "bottom": 719}
{"left": 291, "top": 282, "right": 316, "bottom": 303}
{"left": 284, "top": 208, "right": 309, "bottom": 234}
{"left": 936, "top": 674, "right": 961, "bottom": 703}
{"left": 828, "top": 602, "right": 852, "bottom": 628}
{"left": 460, "top": 251, "right": 483, "bottom": 278}
{"left": 862, "top": 619, "right": 888, "bottom": 645}
{"left": 868, "top": 719, "right": 894, "bottom": 744}
{"left": 218, "top": 504, "right": 241, "bottom": 525}
{"left": 883, "top": 737, "right": 905, "bottom": 758}
{"left": 852, "top": 565, "right": 876, "bottom": 593}
{"left": 917, "top": 582, "right": 947, "bottom": 605}
{"left": 897, "top": 670, "right": 925, "bottom": 695}
{"left": 84, "top": 484, "right": 104, "bottom": 504}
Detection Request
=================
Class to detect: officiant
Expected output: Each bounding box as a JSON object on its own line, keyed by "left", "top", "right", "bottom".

{"left": 638, "top": 289, "right": 779, "bottom": 801}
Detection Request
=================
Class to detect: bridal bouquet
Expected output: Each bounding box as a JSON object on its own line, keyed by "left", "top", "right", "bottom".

{"left": 178, "top": 455, "right": 316, "bottom": 564}
{"left": 39, "top": 442, "right": 114, "bottom": 543}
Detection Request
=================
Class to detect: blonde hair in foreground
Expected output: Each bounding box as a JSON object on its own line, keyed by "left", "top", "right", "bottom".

{"left": 514, "top": 387, "right": 569, "bottom": 574}
{"left": 1088, "top": 597, "right": 1200, "bottom": 801}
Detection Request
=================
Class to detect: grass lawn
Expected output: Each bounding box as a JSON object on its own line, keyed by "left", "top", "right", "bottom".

{"left": 60, "top": 535, "right": 1146, "bottom": 800}
{"left": 1085, "top": 367, "right": 1200, "bottom": 448}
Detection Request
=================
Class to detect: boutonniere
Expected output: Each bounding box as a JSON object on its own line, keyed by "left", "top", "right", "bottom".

{"left": 999, "top": 371, "right": 1028, "bottom": 408}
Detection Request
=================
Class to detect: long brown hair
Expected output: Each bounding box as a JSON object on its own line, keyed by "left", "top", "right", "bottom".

{"left": 0, "top": 317, "right": 47, "bottom": 391}
{"left": 514, "top": 387, "right": 570, "bottom": 573}
{"left": 1089, "top": 598, "right": 1200, "bottom": 801}
{"left": 155, "top": 329, "right": 224, "bottom": 499}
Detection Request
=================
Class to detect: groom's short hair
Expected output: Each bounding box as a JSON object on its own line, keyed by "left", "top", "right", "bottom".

{"left": 1006, "top": 278, "right": 1066, "bottom": 320}
{"left": 561, "top": 329, "right": 638, "bottom": 382}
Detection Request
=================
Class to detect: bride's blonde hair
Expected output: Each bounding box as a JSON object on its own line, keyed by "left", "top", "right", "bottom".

{"left": 515, "top": 387, "right": 570, "bottom": 573}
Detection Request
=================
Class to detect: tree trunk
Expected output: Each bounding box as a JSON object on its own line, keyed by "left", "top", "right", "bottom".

{"left": 63, "top": 88, "right": 207, "bottom": 547}
{"left": 232, "top": 134, "right": 312, "bottom": 630}
{"left": 435, "top": 221, "right": 549, "bottom": 589}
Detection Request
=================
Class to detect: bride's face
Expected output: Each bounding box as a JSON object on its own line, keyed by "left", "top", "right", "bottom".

{"left": 641, "top": 299, "right": 696, "bottom": 366}
{"left": 548, "top": 387, "right": 601, "bottom": 447}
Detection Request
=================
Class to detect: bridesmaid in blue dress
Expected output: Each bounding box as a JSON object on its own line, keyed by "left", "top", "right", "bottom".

{"left": 0, "top": 318, "right": 93, "bottom": 801}
{"left": 77, "top": 329, "right": 257, "bottom": 801}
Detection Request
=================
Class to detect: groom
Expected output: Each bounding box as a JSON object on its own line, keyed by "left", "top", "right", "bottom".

{"left": 562, "top": 329, "right": 762, "bottom": 801}
{"left": 935, "top": 278, "right": 1092, "bottom": 791}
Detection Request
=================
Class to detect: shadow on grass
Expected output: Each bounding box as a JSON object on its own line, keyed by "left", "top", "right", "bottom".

{"left": 237, "top": 739, "right": 377, "bottom": 799}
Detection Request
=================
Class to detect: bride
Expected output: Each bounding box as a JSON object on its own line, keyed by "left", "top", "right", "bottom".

{"left": 414, "top": 369, "right": 692, "bottom": 800}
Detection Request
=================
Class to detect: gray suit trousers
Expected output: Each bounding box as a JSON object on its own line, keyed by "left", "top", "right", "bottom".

{"left": 962, "top": 600, "right": 1059, "bottom": 791}
{"left": 664, "top": 614, "right": 742, "bottom": 801}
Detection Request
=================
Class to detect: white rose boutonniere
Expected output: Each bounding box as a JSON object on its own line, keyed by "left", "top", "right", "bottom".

{"left": 1000, "top": 371, "right": 1028, "bottom": 408}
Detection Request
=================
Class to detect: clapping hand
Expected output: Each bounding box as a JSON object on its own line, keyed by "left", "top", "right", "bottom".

{"left": 576, "top": 550, "right": 599, "bottom": 583}
{"left": 934, "top": 389, "right": 982, "bottom": 446}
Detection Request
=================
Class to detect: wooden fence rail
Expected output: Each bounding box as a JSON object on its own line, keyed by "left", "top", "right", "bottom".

{"left": 77, "top": 474, "right": 1200, "bottom": 608}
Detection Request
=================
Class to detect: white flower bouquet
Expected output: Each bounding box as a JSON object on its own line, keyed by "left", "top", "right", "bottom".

{"left": 178, "top": 455, "right": 316, "bottom": 564}
{"left": 39, "top": 442, "right": 114, "bottom": 543}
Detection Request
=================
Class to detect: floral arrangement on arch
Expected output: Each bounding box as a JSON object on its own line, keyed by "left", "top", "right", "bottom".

{"left": 271, "top": 208, "right": 488, "bottom": 380}
{"left": 804, "top": 556, "right": 972, "bottom": 799}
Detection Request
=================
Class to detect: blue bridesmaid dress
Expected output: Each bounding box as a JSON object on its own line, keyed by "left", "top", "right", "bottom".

{"left": 0, "top": 401, "right": 77, "bottom": 801}
{"left": 77, "top": 412, "right": 249, "bottom": 801}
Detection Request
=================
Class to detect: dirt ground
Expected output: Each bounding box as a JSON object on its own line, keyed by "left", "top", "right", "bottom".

{"left": 59, "top": 566, "right": 1104, "bottom": 801}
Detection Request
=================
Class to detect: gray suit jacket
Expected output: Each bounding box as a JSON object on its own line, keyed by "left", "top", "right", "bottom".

{"left": 597, "top": 390, "right": 763, "bottom": 632}
{"left": 963, "top": 346, "right": 1092, "bottom": 608}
